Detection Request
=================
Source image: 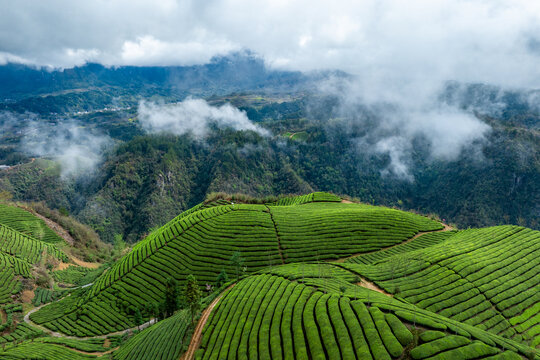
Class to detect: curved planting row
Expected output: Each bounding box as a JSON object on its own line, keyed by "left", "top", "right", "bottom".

{"left": 35, "top": 337, "right": 109, "bottom": 353}
{"left": 113, "top": 309, "right": 191, "bottom": 360}
{"left": 0, "top": 323, "right": 41, "bottom": 344}
{"left": 411, "top": 331, "right": 520, "bottom": 360}
{"left": 30, "top": 194, "right": 447, "bottom": 337}
{"left": 0, "top": 203, "right": 63, "bottom": 244}
{"left": 341, "top": 226, "right": 540, "bottom": 347}
{"left": 0, "top": 253, "right": 30, "bottom": 304}
{"left": 0, "top": 224, "right": 67, "bottom": 264}
{"left": 346, "top": 231, "right": 457, "bottom": 265}
{"left": 0, "top": 342, "right": 97, "bottom": 359}
{"left": 196, "top": 273, "right": 528, "bottom": 359}
{"left": 272, "top": 192, "right": 341, "bottom": 206}
{"left": 271, "top": 202, "right": 443, "bottom": 262}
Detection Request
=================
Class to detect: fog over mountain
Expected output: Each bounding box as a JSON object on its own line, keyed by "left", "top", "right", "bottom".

{"left": 1, "top": 1, "right": 539, "bottom": 87}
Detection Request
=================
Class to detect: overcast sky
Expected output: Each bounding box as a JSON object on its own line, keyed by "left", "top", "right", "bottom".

{"left": 1, "top": 0, "right": 540, "bottom": 89}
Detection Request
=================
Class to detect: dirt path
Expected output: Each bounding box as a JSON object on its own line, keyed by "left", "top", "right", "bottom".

{"left": 24, "top": 304, "right": 156, "bottom": 339}
{"left": 341, "top": 199, "right": 354, "bottom": 204}
{"left": 334, "top": 223, "right": 454, "bottom": 263}
{"left": 71, "top": 256, "right": 101, "bottom": 269}
{"left": 181, "top": 284, "right": 235, "bottom": 360}
{"left": 355, "top": 279, "right": 393, "bottom": 297}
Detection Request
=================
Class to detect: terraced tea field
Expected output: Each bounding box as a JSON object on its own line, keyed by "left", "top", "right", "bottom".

{"left": 341, "top": 225, "right": 540, "bottom": 347}
{"left": 0, "top": 205, "right": 69, "bottom": 308}
{"left": 0, "top": 193, "right": 538, "bottom": 359}
{"left": 30, "top": 193, "right": 444, "bottom": 337}
{"left": 0, "top": 204, "right": 63, "bottom": 244}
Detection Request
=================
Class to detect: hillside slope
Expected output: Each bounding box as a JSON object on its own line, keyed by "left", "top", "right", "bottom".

{"left": 31, "top": 192, "right": 444, "bottom": 336}
{"left": 1, "top": 193, "right": 537, "bottom": 360}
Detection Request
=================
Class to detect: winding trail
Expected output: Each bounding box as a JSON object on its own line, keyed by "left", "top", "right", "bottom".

{"left": 24, "top": 303, "right": 156, "bottom": 340}
{"left": 181, "top": 284, "right": 236, "bottom": 360}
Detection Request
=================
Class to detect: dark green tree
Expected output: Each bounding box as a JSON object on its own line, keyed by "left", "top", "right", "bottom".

{"left": 164, "top": 277, "right": 179, "bottom": 318}
{"left": 216, "top": 269, "right": 229, "bottom": 288}
{"left": 134, "top": 307, "right": 143, "bottom": 330}
{"left": 230, "top": 251, "right": 244, "bottom": 280}
{"left": 184, "top": 274, "right": 202, "bottom": 324}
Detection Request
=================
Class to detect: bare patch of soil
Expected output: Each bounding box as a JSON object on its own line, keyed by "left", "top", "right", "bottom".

{"left": 21, "top": 289, "right": 35, "bottom": 303}
{"left": 356, "top": 280, "right": 394, "bottom": 297}
{"left": 54, "top": 261, "right": 72, "bottom": 271}
{"left": 71, "top": 256, "right": 100, "bottom": 269}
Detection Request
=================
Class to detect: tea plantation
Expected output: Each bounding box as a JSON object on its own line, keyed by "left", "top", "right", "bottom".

{"left": 0, "top": 192, "right": 538, "bottom": 359}
{"left": 30, "top": 193, "right": 443, "bottom": 336}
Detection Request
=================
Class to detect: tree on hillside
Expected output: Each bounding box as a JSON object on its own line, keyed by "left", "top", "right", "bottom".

{"left": 134, "top": 307, "right": 143, "bottom": 330}
{"left": 230, "top": 251, "right": 245, "bottom": 280}
{"left": 164, "top": 277, "right": 179, "bottom": 318}
{"left": 216, "top": 269, "right": 229, "bottom": 288}
{"left": 184, "top": 274, "right": 202, "bottom": 324}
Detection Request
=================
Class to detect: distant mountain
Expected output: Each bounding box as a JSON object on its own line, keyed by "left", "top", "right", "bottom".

{"left": 0, "top": 51, "right": 346, "bottom": 115}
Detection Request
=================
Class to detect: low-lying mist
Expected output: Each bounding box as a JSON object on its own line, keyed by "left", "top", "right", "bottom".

{"left": 0, "top": 111, "right": 113, "bottom": 178}
{"left": 316, "top": 78, "right": 492, "bottom": 181}
{"left": 137, "top": 98, "right": 270, "bottom": 138}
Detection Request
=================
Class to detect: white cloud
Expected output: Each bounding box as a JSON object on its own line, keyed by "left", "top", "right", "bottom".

{"left": 0, "top": 0, "right": 538, "bottom": 89}
{"left": 323, "top": 77, "right": 491, "bottom": 180}
{"left": 137, "top": 98, "right": 269, "bottom": 138}
{"left": 17, "top": 117, "right": 113, "bottom": 178}
{"left": 118, "top": 35, "right": 237, "bottom": 66}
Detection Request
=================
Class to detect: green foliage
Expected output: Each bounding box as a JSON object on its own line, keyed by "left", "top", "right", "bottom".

{"left": 32, "top": 287, "right": 64, "bottom": 306}
{"left": 164, "top": 277, "right": 179, "bottom": 319}
{"left": 29, "top": 202, "right": 111, "bottom": 262}
{"left": 215, "top": 269, "right": 229, "bottom": 288}
{"left": 133, "top": 308, "right": 142, "bottom": 328}
{"left": 53, "top": 266, "right": 91, "bottom": 285}
{"left": 230, "top": 251, "right": 244, "bottom": 280}
{"left": 0, "top": 203, "right": 62, "bottom": 243}
{"left": 184, "top": 275, "right": 201, "bottom": 323}
{"left": 341, "top": 225, "right": 540, "bottom": 346}
{"left": 0, "top": 223, "right": 67, "bottom": 264}
{"left": 0, "top": 323, "right": 43, "bottom": 344}
{"left": 0, "top": 341, "right": 97, "bottom": 359}
{"left": 196, "top": 272, "right": 528, "bottom": 360}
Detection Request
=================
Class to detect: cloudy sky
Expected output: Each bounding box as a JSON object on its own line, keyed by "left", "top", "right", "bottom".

{"left": 1, "top": 0, "right": 540, "bottom": 88}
